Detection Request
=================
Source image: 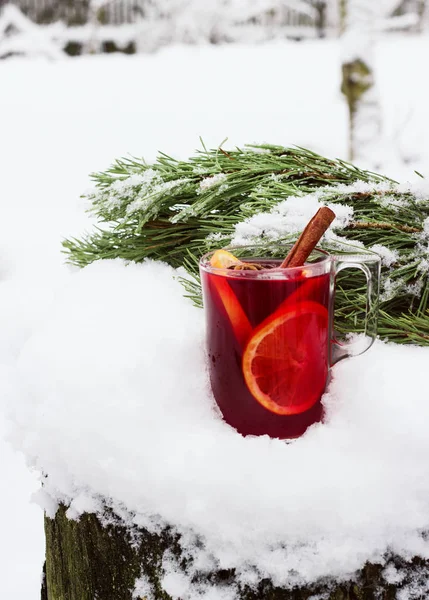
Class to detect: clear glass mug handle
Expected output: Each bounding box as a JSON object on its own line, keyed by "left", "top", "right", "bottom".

{"left": 331, "top": 254, "right": 381, "bottom": 365}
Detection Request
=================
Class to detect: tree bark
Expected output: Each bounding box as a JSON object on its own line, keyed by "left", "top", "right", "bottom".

{"left": 43, "top": 504, "right": 429, "bottom": 600}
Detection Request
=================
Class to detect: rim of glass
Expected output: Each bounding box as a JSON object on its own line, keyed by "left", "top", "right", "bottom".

{"left": 200, "top": 245, "right": 331, "bottom": 276}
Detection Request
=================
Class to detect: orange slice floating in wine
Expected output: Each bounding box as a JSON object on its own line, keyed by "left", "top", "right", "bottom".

{"left": 209, "top": 250, "right": 252, "bottom": 349}
{"left": 269, "top": 273, "right": 326, "bottom": 321}
{"left": 242, "top": 301, "right": 329, "bottom": 416}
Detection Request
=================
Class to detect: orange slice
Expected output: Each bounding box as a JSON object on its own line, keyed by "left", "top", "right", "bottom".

{"left": 210, "top": 249, "right": 244, "bottom": 269}
{"left": 269, "top": 273, "right": 326, "bottom": 321}
{"left": 210, "top": 277, "right": 253, "bottom": 349}
{"left": 242, "top": 301, "right": 328, "bottom": 415}
{"left": 209, "top": 249, "right": 252, "bottom": 349}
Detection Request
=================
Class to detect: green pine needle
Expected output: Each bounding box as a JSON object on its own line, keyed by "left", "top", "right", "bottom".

{"left": 63, "top": 143, "right": 429, "bottom": 346}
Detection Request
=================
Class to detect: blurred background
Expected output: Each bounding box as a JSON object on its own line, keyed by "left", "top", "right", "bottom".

{"left": 1, "top": 0, "right": 429, "bottom": 174}
{"left": 0, "top": 1, "right": 428, "bottom": 598}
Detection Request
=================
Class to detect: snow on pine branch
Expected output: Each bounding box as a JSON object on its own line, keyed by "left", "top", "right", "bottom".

{"left": 75, "top": 153, "right": 429, "bottom": 338}
{"left": 229, "top": 178, "right": 429, "bottom": 308}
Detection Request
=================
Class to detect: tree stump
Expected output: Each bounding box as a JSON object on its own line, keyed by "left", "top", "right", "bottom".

{"left": 42, "top": 504, "right": 429, "bottom": 600}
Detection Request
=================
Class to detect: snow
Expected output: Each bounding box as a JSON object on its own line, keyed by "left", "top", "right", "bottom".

{"left": 383, "top": 563, "right": 406, "bottom": 585}
{"left": 199, "top": 173, "right": 228, "bottom": 191}
{"left": 1, "top": 37, "right": 429, "bottom": 598}
{"left": 133, "top": 574, "right": 155, "bottom": 600}
{"left": 5, "top": 262, "right": 429, "bottom": 596}
{"left": 423, "top": 216, "right": 429, "bottom": 236}
{"left": 370, "top": 244, "right": 399, "bottom": 267}
{"left": 231, "top": 188, "right": 355, "bottom": 245}
{"left": 0, "top": 416, "right": 43, "bottom": 595}
{"left": 0, "top": 5, "right": 66, "bottom": 59}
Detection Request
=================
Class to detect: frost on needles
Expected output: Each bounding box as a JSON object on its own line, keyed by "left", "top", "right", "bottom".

{"left": 63, "top": 144, "right": 429, "bottom": 345}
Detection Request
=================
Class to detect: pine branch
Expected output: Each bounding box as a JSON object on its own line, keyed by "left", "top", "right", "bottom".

{"left": 348, "top": 222, "right": 422, "bottom": 234}
{"left": 63, "top": 143, "right": 429, "bottom": 346}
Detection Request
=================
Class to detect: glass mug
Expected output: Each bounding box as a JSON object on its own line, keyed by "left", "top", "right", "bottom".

{"left": 200, "top": 245, "right": 380, "bottom": 439}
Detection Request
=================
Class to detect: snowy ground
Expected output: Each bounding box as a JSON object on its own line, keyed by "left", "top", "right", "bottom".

{"left": 1, "top": 37, "right": 429, "bottom": 598}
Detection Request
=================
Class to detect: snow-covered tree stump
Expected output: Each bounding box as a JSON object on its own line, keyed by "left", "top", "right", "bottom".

{"left": 41, "top": 504, "right": 429, "bottom": 600}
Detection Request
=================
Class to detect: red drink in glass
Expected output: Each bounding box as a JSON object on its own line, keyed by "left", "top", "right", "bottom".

{"left": 200, "top": 245, "right": 380, "bottom": 440}
{"left": 200, "top": 252, "right": 331, "bottom": 439}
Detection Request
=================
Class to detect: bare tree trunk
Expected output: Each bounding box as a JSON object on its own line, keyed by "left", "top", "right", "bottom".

{"left": 417, "top": 0, "right": 428, "bottom": 31}
{"left": 340, "top": 0, "right": 383, "bottom": 167}
{"left": 313, "top": 1, "right": 327, "bottom": 37}
{"left": 339, "top": 0, "right": 347, "bottom": 32}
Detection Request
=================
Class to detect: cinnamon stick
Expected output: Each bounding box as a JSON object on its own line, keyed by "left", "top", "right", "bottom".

{"left": 280, "top": 207, "right": 336, "bottom": 268}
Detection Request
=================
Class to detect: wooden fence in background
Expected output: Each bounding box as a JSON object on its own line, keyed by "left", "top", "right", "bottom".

{"left": 3, "top": 0, "right": 147, "bottom": 25}
{"left": 2, "top": 0, "right": 323, "bottom": 29}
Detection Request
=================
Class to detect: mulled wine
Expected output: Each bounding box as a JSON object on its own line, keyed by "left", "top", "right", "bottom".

{"left": 200, "top": 254, "right": 331, "bottom": 438}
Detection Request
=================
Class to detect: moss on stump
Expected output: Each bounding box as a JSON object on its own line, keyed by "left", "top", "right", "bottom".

{"left": 42, "top": 504, "right": 429, "bottom": 600}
